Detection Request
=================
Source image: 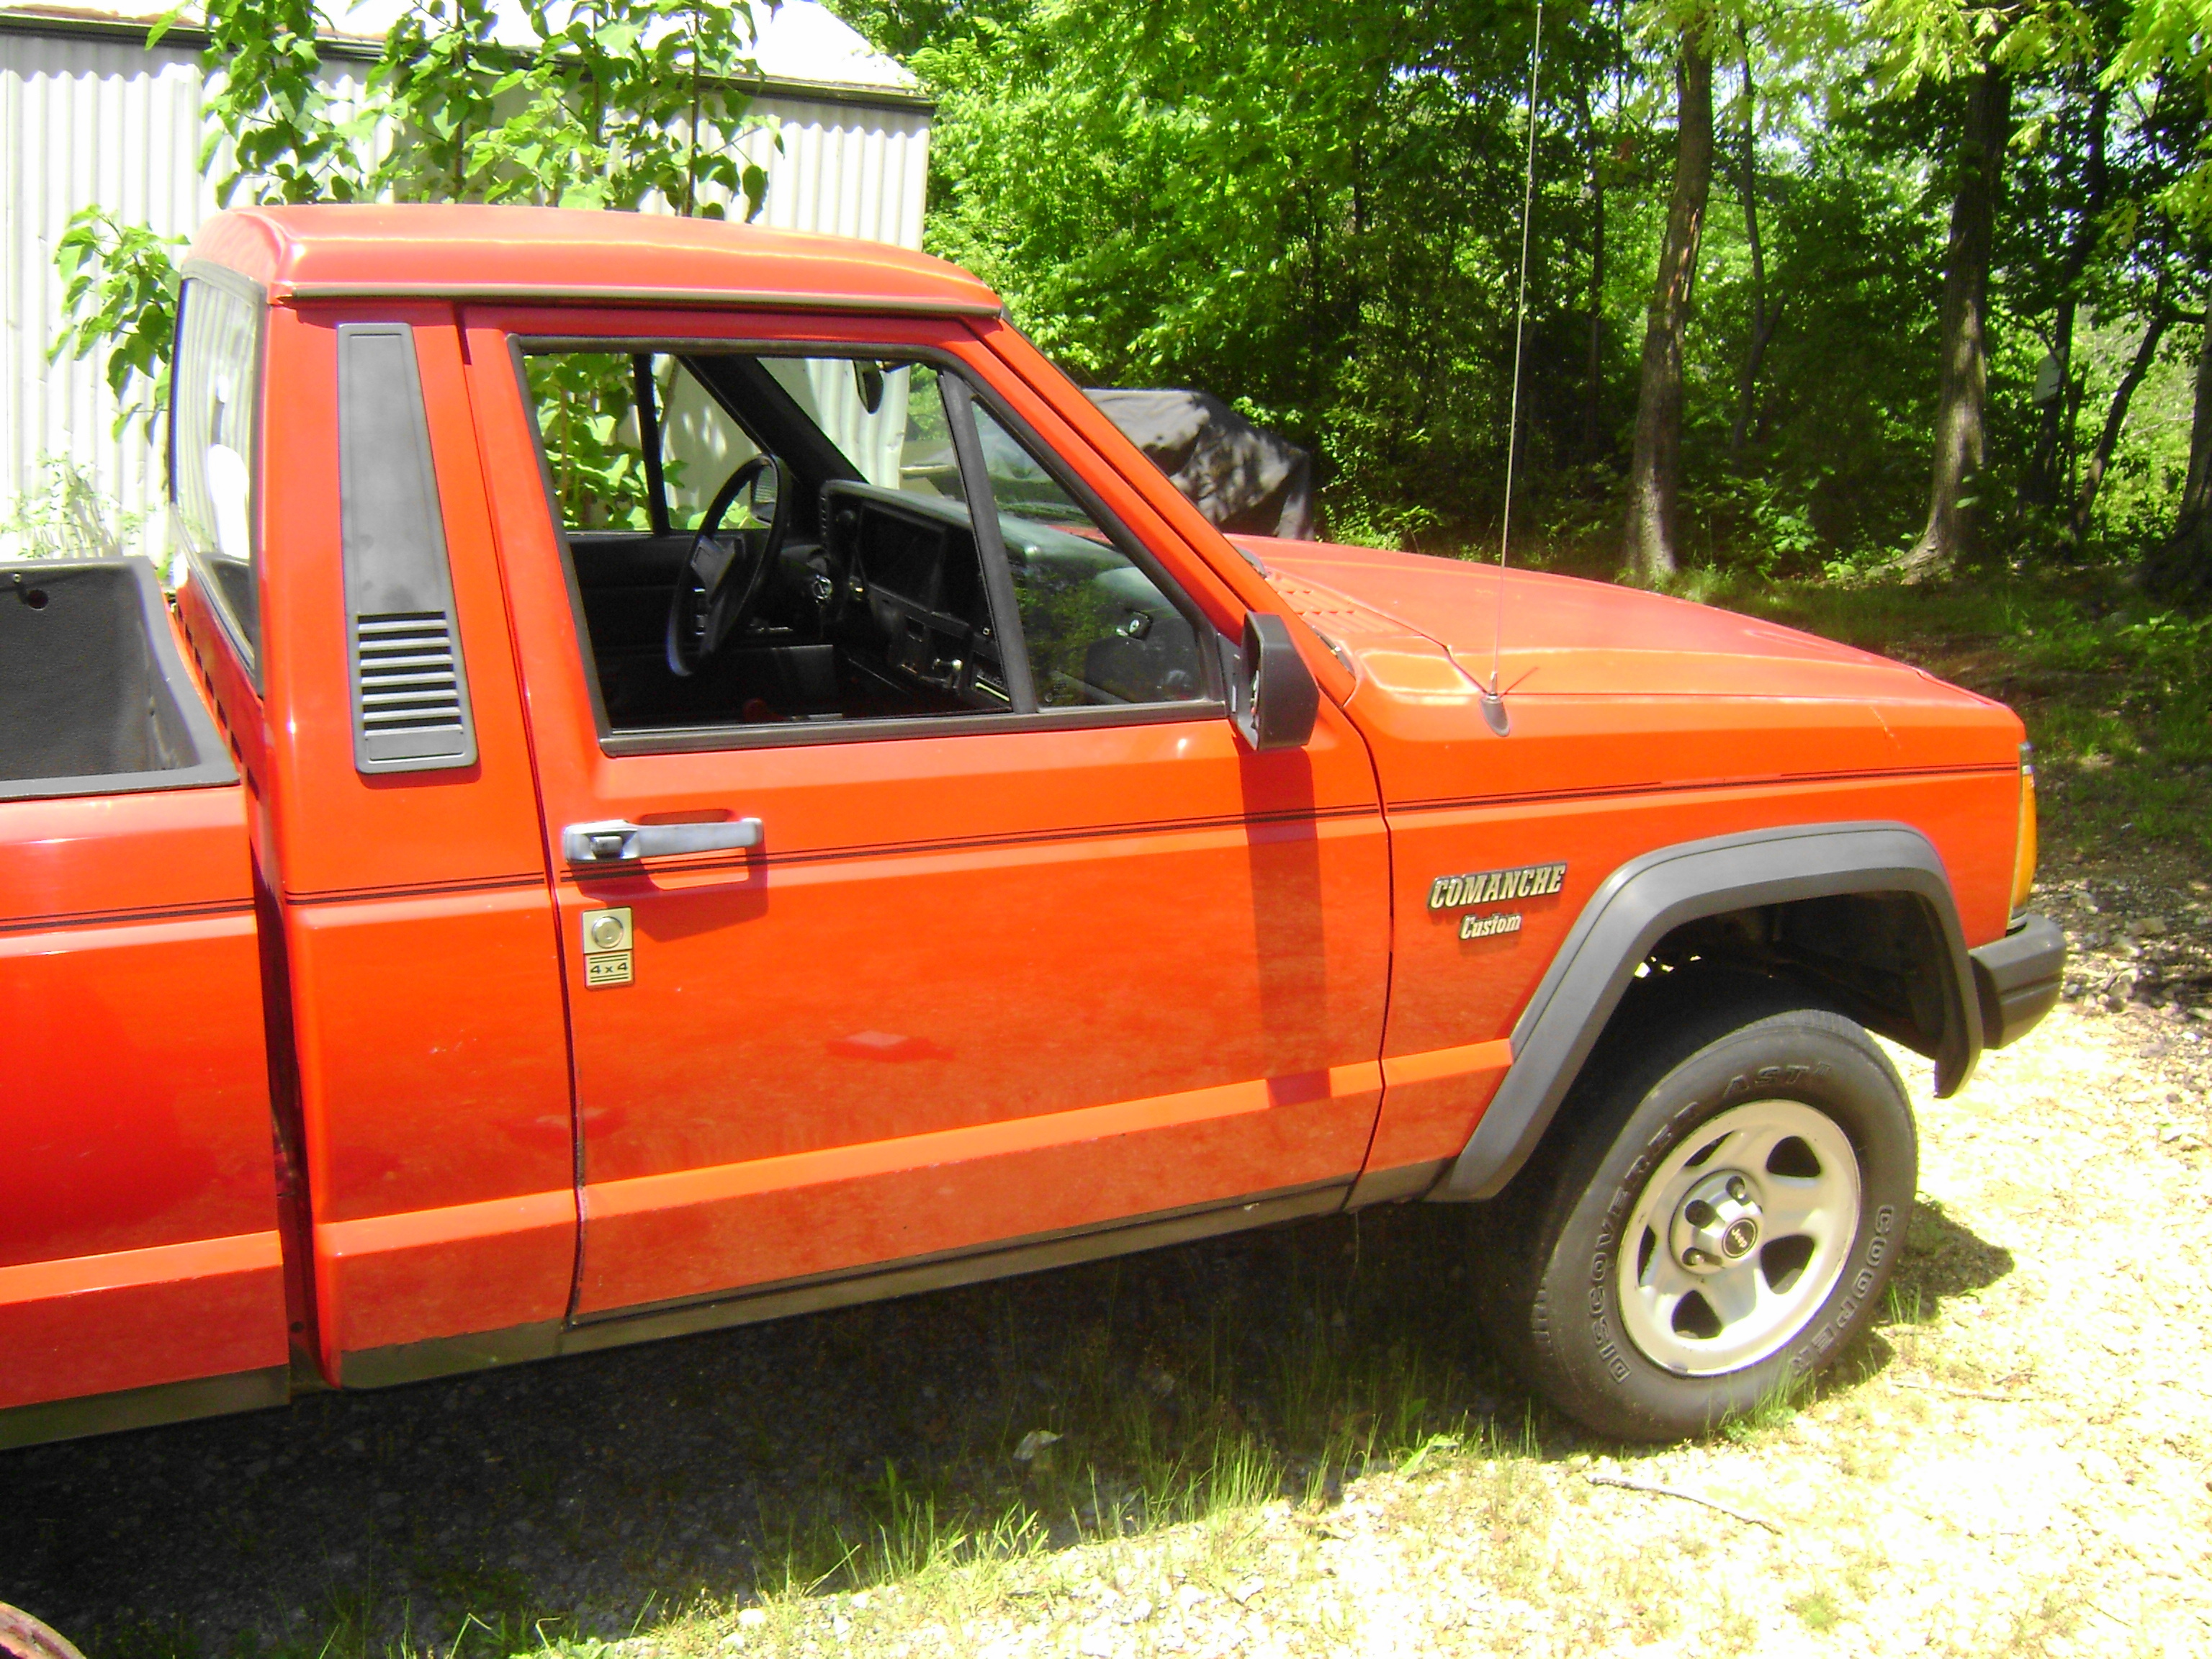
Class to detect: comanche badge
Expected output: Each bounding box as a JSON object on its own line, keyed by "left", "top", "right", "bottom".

{"left": 1427, "top": 861, "right": 1568, "bottom": 912}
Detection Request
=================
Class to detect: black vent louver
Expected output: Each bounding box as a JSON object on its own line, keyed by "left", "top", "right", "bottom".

{"left": 339, "top": 325, "right": 477, "bottom": 772}
{"left": 356, "top": 611, "right": 465, "bottom": 740}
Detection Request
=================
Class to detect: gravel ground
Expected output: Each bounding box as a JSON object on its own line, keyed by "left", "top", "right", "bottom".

{"left": 4, "top": 858, "right": 2208, "bottom": 1658}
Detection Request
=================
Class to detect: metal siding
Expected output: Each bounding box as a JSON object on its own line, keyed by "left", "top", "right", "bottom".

{"left": 2, "top": 33, "right": 204, "bottom": 560}
{"left": 0, "top": 36, "right": 930, "bottom": 560}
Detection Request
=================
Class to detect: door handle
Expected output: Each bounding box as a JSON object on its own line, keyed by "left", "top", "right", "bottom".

{"left": 562, "top": 817, "right": 763, "bottom": 864}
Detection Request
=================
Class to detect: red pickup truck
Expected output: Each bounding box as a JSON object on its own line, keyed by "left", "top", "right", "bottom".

{"left": 1, "top": 204, "right": 2062, "bottom": 1447}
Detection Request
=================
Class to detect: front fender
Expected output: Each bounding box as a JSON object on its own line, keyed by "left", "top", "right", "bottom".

{"left": 1434, "top": 822, "right": 1981, "bottom": 1202}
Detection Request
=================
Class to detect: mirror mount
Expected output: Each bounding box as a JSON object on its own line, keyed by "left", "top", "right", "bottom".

{"left": 1229, "top": 611, "right": 1320, "bottom": 752}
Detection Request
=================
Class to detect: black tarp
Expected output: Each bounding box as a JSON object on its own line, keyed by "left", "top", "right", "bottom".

{"left": 1085, "top": 389, "right": 1314, "bottom": 540}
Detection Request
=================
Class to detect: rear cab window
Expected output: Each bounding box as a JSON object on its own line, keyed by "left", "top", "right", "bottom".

{"left": 170, "top": 271, "right": 266, "bottom": 675}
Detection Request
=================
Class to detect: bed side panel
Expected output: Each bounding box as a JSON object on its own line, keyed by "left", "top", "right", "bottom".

{"left": 0, "top": 784, "right": 287, "bottom": 1410}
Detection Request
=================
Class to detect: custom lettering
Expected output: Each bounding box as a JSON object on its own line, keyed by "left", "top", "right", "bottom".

{"left": 1459, "top": 911, "right": 1525, "bottom": 940}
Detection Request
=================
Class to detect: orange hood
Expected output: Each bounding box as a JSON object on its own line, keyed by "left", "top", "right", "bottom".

{"left": 1242, "top": 538, "right": 1949, "bottom": 704}
{"left": 1236, "top": 537, "right": 2024, "bottom": 807}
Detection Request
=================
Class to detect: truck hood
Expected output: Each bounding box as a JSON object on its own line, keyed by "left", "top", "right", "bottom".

{"left": 1242, "top": 537, "right": 1950, "bottom": 703}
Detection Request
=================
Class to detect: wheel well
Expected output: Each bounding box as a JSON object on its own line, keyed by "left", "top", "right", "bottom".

{"left": 1639, "top": 890, "right": 1954, "bottom": 1066}
{"left": 1438, "top": 824, "right": 1976, "bottom": 1203}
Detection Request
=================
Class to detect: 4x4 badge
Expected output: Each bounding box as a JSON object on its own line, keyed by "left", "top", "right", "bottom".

{"left": 581, "top": 906, "right": 634, "bottom": 986}
{"left": 1428, "top": 861, "right": 1567, "bottom": 912}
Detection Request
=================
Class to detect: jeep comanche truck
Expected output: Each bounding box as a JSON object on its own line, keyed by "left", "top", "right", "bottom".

{"left": 0, "top": 205, "right": 2064, "bottom": 1447}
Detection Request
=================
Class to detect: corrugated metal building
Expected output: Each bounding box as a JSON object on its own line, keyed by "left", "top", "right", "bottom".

{"left": 0, "top": 0, "right": 930, "bottom": 559}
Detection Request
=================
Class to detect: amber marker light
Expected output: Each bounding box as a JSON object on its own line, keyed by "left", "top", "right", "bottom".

{"left": 2011, "top": 742, "right": 2039, "bottom": 919}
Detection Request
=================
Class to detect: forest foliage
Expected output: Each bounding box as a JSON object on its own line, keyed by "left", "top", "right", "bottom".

{"left": 43, "top": 0, "right": 2212, "bottom": 592}
{"left": 835, "top": 0, "right": 2212, "bottom": 587}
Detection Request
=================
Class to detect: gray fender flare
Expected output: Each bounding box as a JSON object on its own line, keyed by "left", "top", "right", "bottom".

{"left": 1435, "top": 822, "right": 1982, "bottom": 1202}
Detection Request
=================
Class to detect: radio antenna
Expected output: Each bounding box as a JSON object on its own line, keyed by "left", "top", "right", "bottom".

{"left": 1483, "top": 0, "right": 1543, "bottom": 739}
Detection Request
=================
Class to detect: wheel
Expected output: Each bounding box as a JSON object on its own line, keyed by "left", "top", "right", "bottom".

{"left": 1473, "top": 969, "right": 1916, "bottom": 1441}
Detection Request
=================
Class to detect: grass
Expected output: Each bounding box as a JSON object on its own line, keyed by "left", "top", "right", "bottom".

{"left": 1718, "top": 1366, "right": 1818, "bottom": 1444}
{"left": 737, "top": 1215, "right": 1525, "bottom": 1604}
{"left": 1990, "top": 1577, "right": 2087, "bottom": 1658}
{"left": 1789, "top": 1583, "right": 1845, "bottom": 1632}
{"left": 150, "top": 1207, "right": 1537, "bottom": 1659}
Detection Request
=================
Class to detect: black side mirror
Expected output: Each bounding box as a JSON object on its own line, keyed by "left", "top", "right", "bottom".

{"left": 1230, "top": 611, "right": 1319, "bottom": 751}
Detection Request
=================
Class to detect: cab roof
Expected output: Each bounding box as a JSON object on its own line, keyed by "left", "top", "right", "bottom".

{"left": 189, "top": 204, "right": 1002, "bottom": 318}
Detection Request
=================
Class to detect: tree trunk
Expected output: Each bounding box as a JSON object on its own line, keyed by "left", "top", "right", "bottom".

{"left": 2071, "top": 304, "right": 2170, "bottom": 541}
{"left": 1619, "top": 27, "right": 1714, "bottom": 583}
{"left": 1728, "top": 29, "right": 1780, "bottom": 456}
{"left": 2025, "top": 294, "right": 2076, "bottom": 511}
{"left": 1898, "top": 65, "right": 2009, "bottom": 580}
{"left": 2026, "top": 84, "right": 2109, "bottom": 511}
{"left": 2144, "top": 320, "right": 2212, "bottom": 595}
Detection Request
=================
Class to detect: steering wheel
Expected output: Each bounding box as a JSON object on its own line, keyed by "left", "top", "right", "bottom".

{"left": 665, "top": 454, "right": 791, "bottom": 677}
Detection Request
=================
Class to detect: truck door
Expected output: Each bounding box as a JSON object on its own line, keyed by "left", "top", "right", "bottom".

{"left": 468, "top": 311, "right": 1389, "bottom": 1324}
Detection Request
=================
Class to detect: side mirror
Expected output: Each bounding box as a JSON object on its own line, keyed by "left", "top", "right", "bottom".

{"left": 1230, "top": 611, "right": 1319, "bottom": 752}
{"left": 853, "top": 360, "right": 886, "bottom": 414}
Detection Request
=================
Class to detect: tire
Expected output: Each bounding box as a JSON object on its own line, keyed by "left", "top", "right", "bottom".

{"left": 1473, "top": 968, "right": 1916, "bottom": 1442}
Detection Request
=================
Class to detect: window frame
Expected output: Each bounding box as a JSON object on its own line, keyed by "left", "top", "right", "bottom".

{"left": 509, "top": 333, "right": 1227, "bottom": 756}
{"left": 170, "top": 260, "right": 271, "bottom": 686}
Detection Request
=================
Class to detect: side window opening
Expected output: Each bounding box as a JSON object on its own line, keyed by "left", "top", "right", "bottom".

{"left": 524, "top": 345, "right": 1212, "bottom": 745}
{"left": 171, "top": 275, "right": 264, "bottom": 670}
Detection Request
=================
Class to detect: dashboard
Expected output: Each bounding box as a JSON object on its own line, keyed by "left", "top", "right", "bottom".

{"left": 824, "top": 482, "right": 1015, "bottom": 711}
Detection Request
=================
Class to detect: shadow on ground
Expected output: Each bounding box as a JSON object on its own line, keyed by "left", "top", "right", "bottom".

{"left": 0, "top": 1192, "right": 2018, "bottom": 1658}
{"left": 1822, "top": 1197, "right": 2016, "bottom": 1400}
{"left": 0, "top": 1206, "right": 1521, "bottom": 1658}
{"left": 1891, "top": 1197, "right": 2016, "bottom": 1316}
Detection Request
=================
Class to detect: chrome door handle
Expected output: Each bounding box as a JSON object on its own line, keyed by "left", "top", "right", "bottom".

{"left": 562, "top": 817, "right": 763, "bottom": 864}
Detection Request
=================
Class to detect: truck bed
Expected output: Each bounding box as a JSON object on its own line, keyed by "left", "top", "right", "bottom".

{"left": 1, "top": 558, "right": 235, "bottom": 800}
{"left": 0, "top": 557, "right": 289, "bottom": 1445}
